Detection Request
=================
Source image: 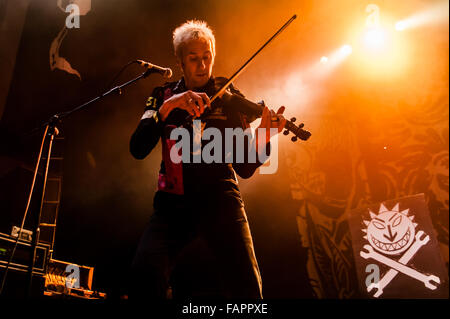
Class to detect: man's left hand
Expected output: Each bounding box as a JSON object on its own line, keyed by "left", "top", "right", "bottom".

{"left": 256, "top": 106, "right": 286, "bottom": 152}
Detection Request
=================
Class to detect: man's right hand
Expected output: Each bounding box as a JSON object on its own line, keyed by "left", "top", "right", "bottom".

{"left": 159, "top": 90, "right": 211, "bottom": 121}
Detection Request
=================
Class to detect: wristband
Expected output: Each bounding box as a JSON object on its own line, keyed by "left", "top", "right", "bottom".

{"left": 141, "top": 109, "right": 161, "bottom": 123}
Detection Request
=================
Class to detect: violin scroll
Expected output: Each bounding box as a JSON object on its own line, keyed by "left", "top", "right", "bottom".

{"left": 284, "top": 118, "right": 311, "bottom": 142}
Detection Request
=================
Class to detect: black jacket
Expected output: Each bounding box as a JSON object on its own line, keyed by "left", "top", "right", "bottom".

{"left": 130, "top": 77, "right": 270, "bottom": 207}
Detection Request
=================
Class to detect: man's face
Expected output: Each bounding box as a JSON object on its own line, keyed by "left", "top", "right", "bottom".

{"left": 180, "top": 38, "right": 214, "bottom": 89}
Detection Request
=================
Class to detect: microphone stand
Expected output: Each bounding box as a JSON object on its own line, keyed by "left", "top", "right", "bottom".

{"left": 0, "top": 67, "right": 157, "bottom": 298}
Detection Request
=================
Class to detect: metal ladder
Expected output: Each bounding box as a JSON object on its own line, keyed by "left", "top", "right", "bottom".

{"left": 39, "top": 136, "right": 64, "bottom": 262}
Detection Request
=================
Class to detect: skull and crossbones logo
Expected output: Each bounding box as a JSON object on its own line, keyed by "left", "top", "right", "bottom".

{"left": 360, "top": 203, "right": 441, "bottom": 297}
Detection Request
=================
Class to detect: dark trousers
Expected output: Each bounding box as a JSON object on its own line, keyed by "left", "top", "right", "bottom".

{"left": 128, "top": 191, "right": 263, "bottom": 299}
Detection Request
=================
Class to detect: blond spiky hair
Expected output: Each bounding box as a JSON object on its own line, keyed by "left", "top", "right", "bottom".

{"left": 172, "top": 20, "right": 216, "bottom": 60}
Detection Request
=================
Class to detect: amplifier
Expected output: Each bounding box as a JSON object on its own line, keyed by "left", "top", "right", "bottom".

{"left": 0, "top": 232, "right": 50, "bottom": 275}
{"left": 0, "top": 232, "right": 48, "bottom": 297}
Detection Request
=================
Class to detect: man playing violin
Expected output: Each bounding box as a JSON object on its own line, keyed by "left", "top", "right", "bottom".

{"left": 129, "top": 20, "right": 286, "bottom": 299}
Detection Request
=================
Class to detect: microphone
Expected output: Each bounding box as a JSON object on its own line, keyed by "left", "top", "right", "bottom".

{"left": 136, "top": 59, "right": 173, "bottom": 78}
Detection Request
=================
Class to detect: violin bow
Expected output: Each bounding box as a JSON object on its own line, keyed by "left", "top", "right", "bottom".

{"left": 187, "top": 14, "right": 311, "bottom": 142}
{"left": 210, "top": 14, "right": 297, "bottom": 104}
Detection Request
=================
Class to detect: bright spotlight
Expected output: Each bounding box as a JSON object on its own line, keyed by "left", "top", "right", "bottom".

{"left": 363, "top": 28, "right": 386, "bottom": 49}
{"left": 312, "top": 46, "right": 354, "bottom": 77}
{"left": 393, "top": 1, "right": 449, "bottom": 31}
{"left": 341, "top": 45, "right": 353, "bottom": 55}
{"left": 395, "top": 21, "right": 407, "bottom": 31}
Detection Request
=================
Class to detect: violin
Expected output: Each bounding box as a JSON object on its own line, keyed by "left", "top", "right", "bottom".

{"left": 217, "top": 90, "right": 311, "bottom": 142}
{"left": 184, "top": 14, "right": 311, "bottom": 143}
{"left": 193, "top": 86, "right": 311, "bottom": 142}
